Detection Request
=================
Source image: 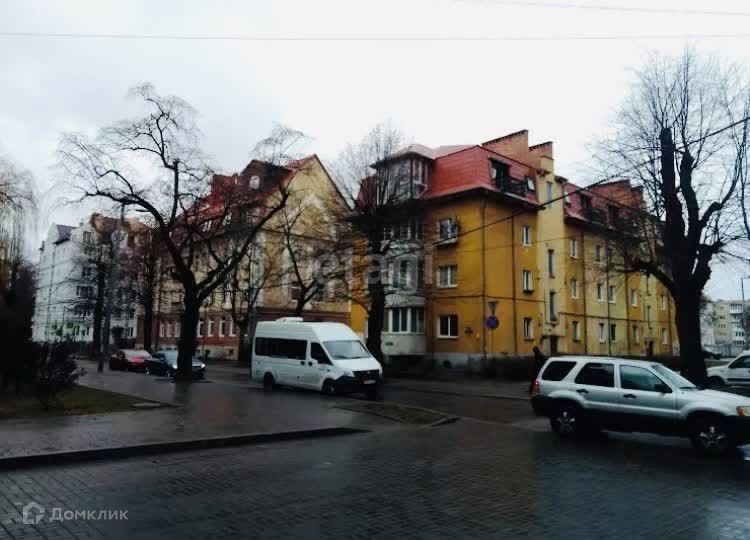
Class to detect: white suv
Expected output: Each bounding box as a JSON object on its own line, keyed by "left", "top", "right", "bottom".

{"left": 530, "top": 356, "right": 750, "bottom": 456}
{"left": 707, "top": 351, "right": 750, "bottom": 387}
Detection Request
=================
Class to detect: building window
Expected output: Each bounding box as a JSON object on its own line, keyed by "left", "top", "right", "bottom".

{"left": 437, "top": 265, "right": 458, "bottom": 288}
{"left": 631, "top": 289, "right": 638, "bottom": 307}
{"left": 547, "top": 249, "right": 555, "bottom": 277}
{"left": 546, "top": 182, "right": 554, "bottom": 204}
{"left": 598, "top": 322, "right": 607, "bottom": 343}
{"left": 606, "top": 247, "right": 614, "bottom": 266}
{"left": 523, "top": 317, "right": 534, "bottom": 340}
{"left": 207, "top": 318, "right": 214, "bottom": 337}
{"left": 197, "top": 318, "right": 204, "bottom": 337}
{"left": 572, "top": 320, "right": 580, "bottom": 341}
{"left": 594, "top": 245, "right": 602, "bottom": 263}
{"left": 437, "top": 314, "right": 458, "bottom": 338}
{"left": 392, "top": 260, "right": 413, "bottom": 289}
{"left": 166, "top": 321, "right": 172, "bottom": 337}
{"left": 159, "top": 322, "right": 165, "bottom": 337}
{"left": 596, "top": 282, "right": 604, "bottom": 302}
{"left": 521, "top": 225, "right": 531, "bottom": 246}
{"left": 610, "top": 324, "right": 617, "bottom": 341}
{"left": 388, "top": 307, "right": 424, "bottom": 334}
{"left": 522, "top": 270, "right": 533, "bottom": 292}
{"left": 563, "top": 188, "right": 571, "bottom": 204}
{"left": 175, "top": 321, "right": 181, "bottom": 338}
{"left": 549, "top": 291, "right": 557, "bottom": 321}
{"left": 608, "top": 285, "right": 616, "bottom": 304}
{"left": 569, "top": 238, "right": 578, "bottom": 259}
{"left": 219, "top": 316, "right": 226, "bottom": 337}
{"left": 662, "top": 327, "right": 668, "bottom": 345}
{"left": 632, "top": 325, "right": 640, "bottom": 343}
{"left": 646, "top": 305, "right": 652, "bottom": 325}
{"left": 438, "top": 218, "right": 459, "bottom": 243}
{"left": 570, "top": 278, "right": 578, "bottom": 299}
{"left": 491, "top": 160, "right": 510, "bottom": 188}
{"left": 229, "top": 319, "right": 236, "bottom": 336}
{"left": 660, "top": 295, "right": 667, "bottom": 310}
{"left": 525, "top": 176, "right": 536, "bottom": 192}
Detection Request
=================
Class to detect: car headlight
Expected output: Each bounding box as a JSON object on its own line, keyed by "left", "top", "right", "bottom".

{"left": 737, "top": 406, "right": 750, "bottom": 417}
{"left": 200, "top": 363, "right": 205, "bottom": 369}
{"left": 172, "top": 364, "right": 178, "bottom": 369}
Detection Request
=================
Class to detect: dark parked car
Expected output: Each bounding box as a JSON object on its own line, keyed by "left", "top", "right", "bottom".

{"left": 109, "top": 349, "right": 151, "bottom": 372}
{"left": 147, "top": 350, "right": 206, "bottom": 379}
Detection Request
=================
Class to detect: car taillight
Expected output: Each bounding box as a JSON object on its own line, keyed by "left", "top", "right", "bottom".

{"left": 531, "top": 379, "right": 541, "bottom": 396}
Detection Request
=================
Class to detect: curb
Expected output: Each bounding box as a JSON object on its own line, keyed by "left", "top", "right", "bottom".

{"left": 0, "top": 427, "right": 368, "bottom": 471}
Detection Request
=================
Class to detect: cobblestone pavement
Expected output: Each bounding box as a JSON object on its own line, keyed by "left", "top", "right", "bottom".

{"left": 1, "top": 419, "right": 750, "bottom": 539}
{"left": 0, "top": 367, "right": 389, "bottom": 459}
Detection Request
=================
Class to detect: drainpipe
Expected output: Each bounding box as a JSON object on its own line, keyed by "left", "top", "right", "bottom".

{"left": 581, "top": 230, "right": 588, "bottom": 354}
{"left": 605, "top": 237, "right": 612, "bottom": 356}
{"left": 511, "top": 215, "right": 518, "bottom": 355}
{"left": 481, "top": 199, "right": 487, "bottom": 368}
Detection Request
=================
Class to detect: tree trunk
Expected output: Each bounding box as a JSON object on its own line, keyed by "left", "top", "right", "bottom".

{"left": 674, "top": 292, "right": 706, "bottom": 384}
{"left": 294, "top": 296, "right": 305, "bottom": 316}
{"left": 92, "top": 265, "right": 106, "bottom": 369}
{"left": 176, "top": 289, "right": 199, "bottom": 381}
{"left": 141, "top": 289, "right": 154, "bottom": 352}
{"left": 366, "top": 280, "right": 385, "bottom": 365}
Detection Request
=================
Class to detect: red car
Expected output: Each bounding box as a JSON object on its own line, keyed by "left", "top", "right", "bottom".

{"left": 109, "top": 349, "right": 151, "bottom": 372}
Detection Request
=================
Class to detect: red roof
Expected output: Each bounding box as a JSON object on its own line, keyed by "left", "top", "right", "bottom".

{"left": 563, "top": 179, "right": 644, "bottom": 225}
{"left": 423, "top": 145, "right": 538, "bottom": 204}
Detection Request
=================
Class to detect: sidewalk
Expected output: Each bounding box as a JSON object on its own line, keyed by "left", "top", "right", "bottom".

{"left": 0, "top": 367, "right": 390, "bottom": 462}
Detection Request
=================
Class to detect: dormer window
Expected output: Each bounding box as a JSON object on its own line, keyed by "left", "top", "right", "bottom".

{"left": 580, "top": 194, "right": 592, "bottom": 214}
{"left": 491, "top": 160, "right": 510, "bottom": 189}
{"left": 249, "top": 175, "right": 260, "bottom": 189}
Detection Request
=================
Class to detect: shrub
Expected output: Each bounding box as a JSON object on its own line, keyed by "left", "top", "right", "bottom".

{"left": 33, "top": 341, "right": 86, "bottom": 409}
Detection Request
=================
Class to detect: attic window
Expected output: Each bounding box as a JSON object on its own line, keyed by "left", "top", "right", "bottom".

{"left": 491, "top": 161, "right": 510, "bottom": 188}
{"left": 249, "top": 175, "right": 260, "bottom": 189}
{"left": 525, "top": 176, "right": 536, "bottom": 192}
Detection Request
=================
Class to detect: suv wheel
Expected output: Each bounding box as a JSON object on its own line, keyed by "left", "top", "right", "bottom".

{"left": 690, "top": 414, "right": 734, "bottom": 456}
{"left": 550, "top": 402, "right": 582, "bottom": 437}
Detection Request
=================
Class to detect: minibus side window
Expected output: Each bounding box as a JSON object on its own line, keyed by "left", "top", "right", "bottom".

{"left": 255, "top": 337, "right": 306, "bottom": 360}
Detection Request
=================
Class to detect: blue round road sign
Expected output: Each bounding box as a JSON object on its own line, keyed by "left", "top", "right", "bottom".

{"left": 486, "top": 315, "right": 499, "bottom": 330}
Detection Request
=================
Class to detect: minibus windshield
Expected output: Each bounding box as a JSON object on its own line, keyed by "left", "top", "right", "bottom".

{"left": 323, "top": 340, "right": 370, "bottom": 360}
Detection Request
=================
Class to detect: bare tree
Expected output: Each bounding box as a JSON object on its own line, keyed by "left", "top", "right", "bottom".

{"left": 0, "top": 154, "right": 35, "bottom": 291}
{"left": 119, "top": 223, "right": 163, "bottom": 352}
{"left": 226, "top": 243, "right": 277, "bottom": 366}
{"left": 278, "top": 201, "right": 349, "bottom": 316}
{"left": 594, "top": 50, "right": 750, "bottom": 382}
{"left": 331, "top": 124, "right": 426, "bottom": 363}
{"left": 58, "top": 85, "right": 299, "bottom": 380}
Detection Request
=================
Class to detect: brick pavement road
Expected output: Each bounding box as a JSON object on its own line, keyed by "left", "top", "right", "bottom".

{"left": 2, "top": 419, "right": 750, "bottom": 539}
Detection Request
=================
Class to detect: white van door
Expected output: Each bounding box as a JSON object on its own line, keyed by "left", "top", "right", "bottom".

{"left": 308, "top": 342, "right": 334, "bottom": 389}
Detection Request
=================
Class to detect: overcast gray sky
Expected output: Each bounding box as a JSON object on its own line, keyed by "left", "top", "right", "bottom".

{"left": 2, "top": 0, "right": 750, "bottom": 299}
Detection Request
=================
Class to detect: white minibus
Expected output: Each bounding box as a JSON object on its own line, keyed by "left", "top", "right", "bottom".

{"left": 253, "top": 318, "right": 383, "bottom": 400}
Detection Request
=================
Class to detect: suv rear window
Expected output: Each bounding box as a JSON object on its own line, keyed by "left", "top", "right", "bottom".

{"left": 574, "top": 362, "right": 615, "bottom": 387}
{"left": 540, "top": 361, "right": 577, "bottom": 381}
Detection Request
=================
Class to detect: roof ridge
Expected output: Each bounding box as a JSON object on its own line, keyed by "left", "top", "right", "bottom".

{"left": 482, "top": 129, "right": 528, "bottom": 146}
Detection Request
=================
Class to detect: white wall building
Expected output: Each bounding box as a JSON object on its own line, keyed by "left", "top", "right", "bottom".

{"left": 32, "top": 218, "right": 138, "bottom": 344}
